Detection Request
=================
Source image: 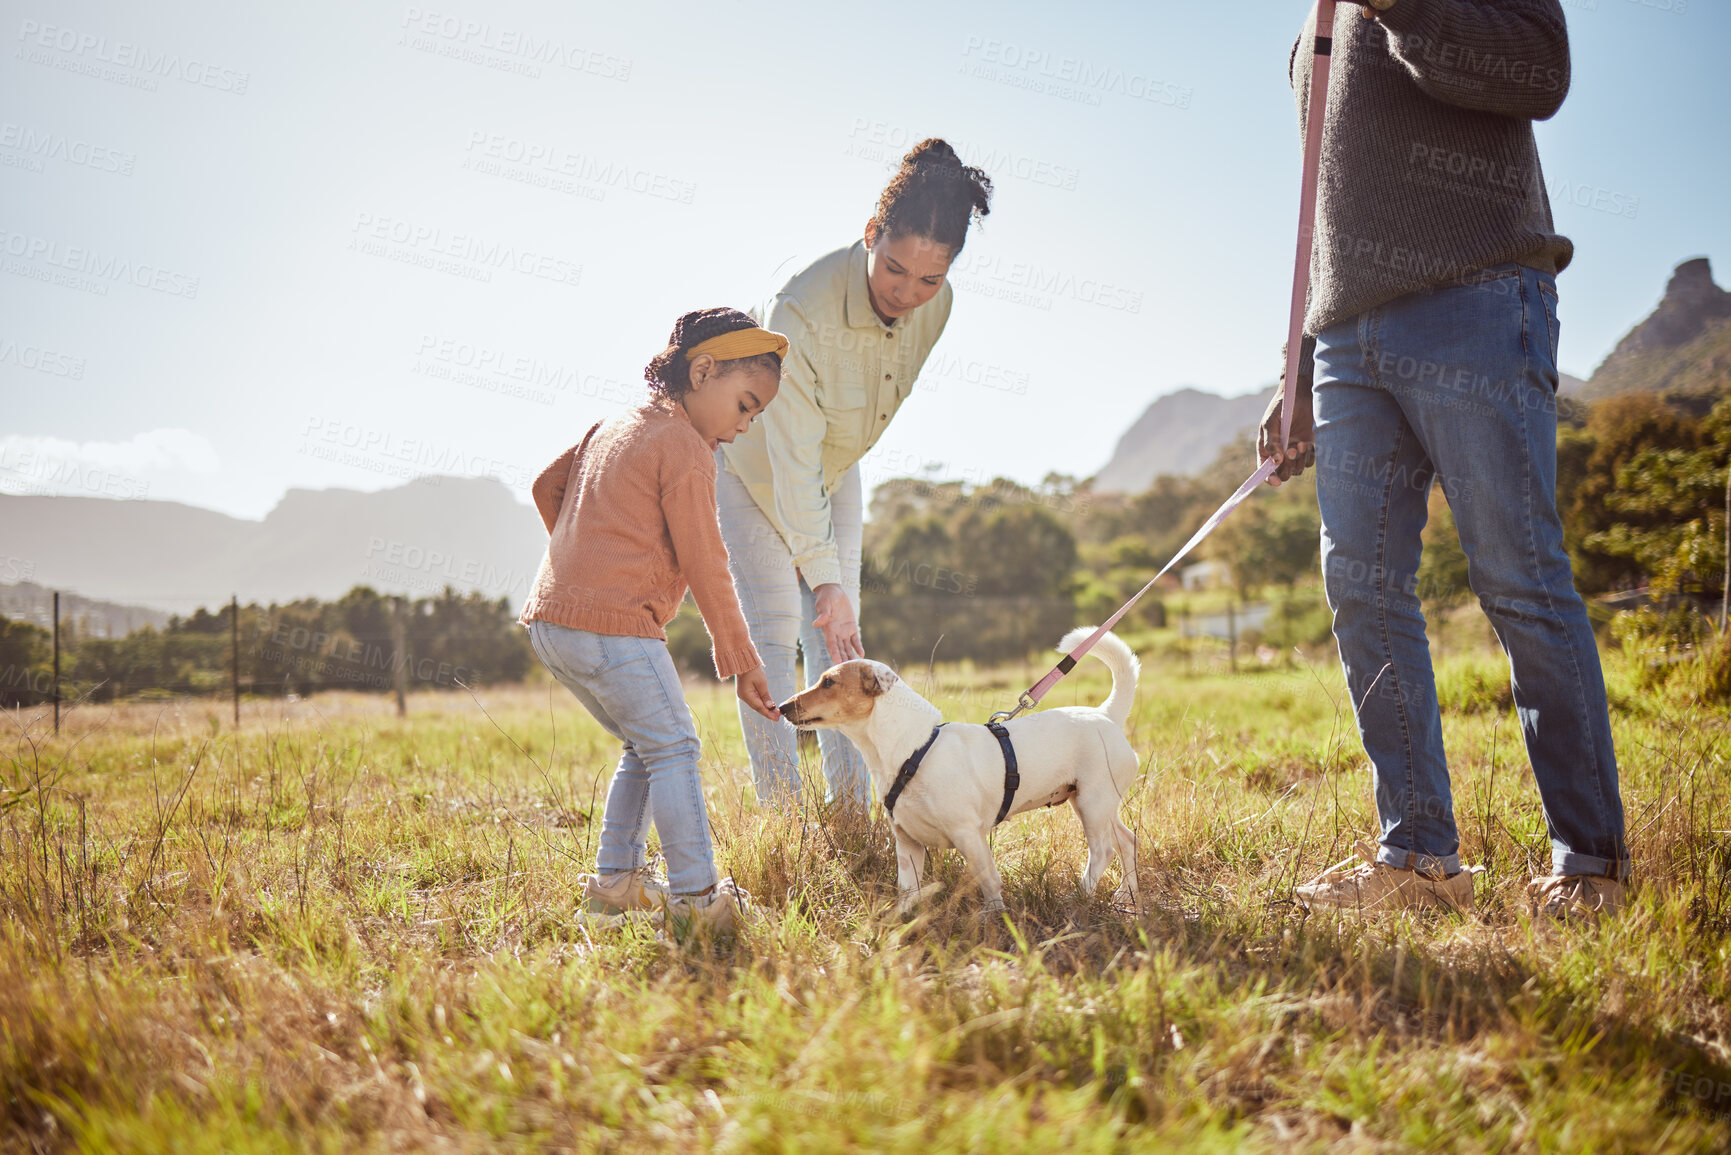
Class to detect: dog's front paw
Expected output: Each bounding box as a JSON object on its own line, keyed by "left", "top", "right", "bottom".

{"left": 977, "top": 897, "right": 1007, "bottom": 919}
{"left": 895, "top": 882, "right": 942, "bottom": 919}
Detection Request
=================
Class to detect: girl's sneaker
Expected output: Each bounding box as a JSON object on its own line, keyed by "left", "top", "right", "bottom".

{"left": 655, "top": 878, "right": 752, "bottom": 938}
{"left": 581, "top": 868, "right": 670, "bottom": 914}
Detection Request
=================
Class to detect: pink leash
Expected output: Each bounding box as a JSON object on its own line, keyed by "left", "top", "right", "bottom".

{"left": 993, "top": 0, "right": 1336, "bottom": 723}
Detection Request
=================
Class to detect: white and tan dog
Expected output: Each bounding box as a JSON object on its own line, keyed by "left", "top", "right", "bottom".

{"left": 778, "top": 627, "right": 1142, "bottom": 914}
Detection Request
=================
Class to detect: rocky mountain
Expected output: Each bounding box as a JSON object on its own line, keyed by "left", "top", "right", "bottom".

{"left": 1092, "top": 386, "right": 1275, "bottom": 493}
{"left": 1582, "top": 257, "right": 1731, "bottom": 401}
{"left": 0, "top": 476, "right": 548, "bottom": 616}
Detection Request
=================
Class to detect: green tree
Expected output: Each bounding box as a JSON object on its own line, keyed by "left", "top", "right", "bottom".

{"left": 1208, "top": 467, "right": 1320, "bottom": 602}
{"left": 954, "top": 503, "right": 1078, "bottom": 599}
{"left": 0, "top": 617, "right": 51, "bottom": 705}
{"left": 1561, "top": 392, "right": 1702, "bottom": 592}
{"left": 1590, "top": 398, "right": 1731, "bottom": 598}
{"left": 859, "top": 476, "right": 1084, "bottom": 667}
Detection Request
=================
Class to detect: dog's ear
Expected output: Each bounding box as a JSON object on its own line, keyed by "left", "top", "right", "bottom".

{"left": 859, "top": 665, "right": 898, "bottom": 697}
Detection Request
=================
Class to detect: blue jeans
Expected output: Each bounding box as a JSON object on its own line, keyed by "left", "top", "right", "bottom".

{"left": 526, "top": 619, "right": 718, "bottom": 895}
{"left": 715, "top": 457, "right": 870, "bottom": 809}
{"left": 1314, "top": 262, "right": 1628, "bottom": 880}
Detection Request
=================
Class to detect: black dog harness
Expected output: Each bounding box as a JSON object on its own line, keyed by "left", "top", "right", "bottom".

{"left": 881, "top": 721, "right": 1021, "bottom": 826}
{"left": 986, "top": 720, "right": 1020, "bottom": 825}
{"left": 883, "top": 724, "right": 946, "bottom": 816}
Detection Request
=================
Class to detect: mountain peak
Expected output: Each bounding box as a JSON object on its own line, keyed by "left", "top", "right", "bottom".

{"left": 1583, "top": 256, "right": 1731, "bottom": 401}
{"left": 1094, "top": 387, "right": 1273, "bottom": 493}
{"left": 1664, "top": 257, "right": 1723, "bottom": 311}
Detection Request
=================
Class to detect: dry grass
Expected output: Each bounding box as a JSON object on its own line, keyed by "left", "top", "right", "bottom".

{"left": 3, "top": 638, "right": 1731, "bottom": 1152}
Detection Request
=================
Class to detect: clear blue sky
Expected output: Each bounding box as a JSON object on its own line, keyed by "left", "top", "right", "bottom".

{"left": 2, "top": 0, "right": 1725, "bottom": 518}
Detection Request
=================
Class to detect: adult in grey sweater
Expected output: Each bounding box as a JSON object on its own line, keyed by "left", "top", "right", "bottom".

{"left": 1299, "top": 0, "right": 1572, "bottom": 328}
{"left": 1260, "top": 0, "right": 1629, "bottom": 919}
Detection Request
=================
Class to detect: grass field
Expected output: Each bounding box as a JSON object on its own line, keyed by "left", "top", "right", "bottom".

{"left": 4, "top": 618, "right": 1731, "bottom": 1152}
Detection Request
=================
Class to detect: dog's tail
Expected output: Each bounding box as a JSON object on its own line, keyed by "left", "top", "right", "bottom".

{"left": 1056, "top": 627, "right": 1140, "bottom": 727}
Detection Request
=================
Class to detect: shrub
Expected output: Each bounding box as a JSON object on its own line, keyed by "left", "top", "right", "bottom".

{"left": 1609, "top": 604, "right": 1711, "bottom": 689}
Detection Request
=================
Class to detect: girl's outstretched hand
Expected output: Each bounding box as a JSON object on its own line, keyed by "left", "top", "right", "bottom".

{"left": 737, "top": 666, "right": 781, "bottom": 721}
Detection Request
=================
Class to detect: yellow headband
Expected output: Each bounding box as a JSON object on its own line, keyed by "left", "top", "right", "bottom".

{"left": 684, "top": 327, "right": 789, "bottom": 364}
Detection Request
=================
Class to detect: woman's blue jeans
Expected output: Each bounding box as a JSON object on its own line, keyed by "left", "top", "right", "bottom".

{"left": 526, "top": 619, "right": 719, "bottom": 895}
{"left": 1314, "top": 263, "right": 1629, "bottom": 880}
{"left": 715, "top": 458, "right": 871, "bottom": 810}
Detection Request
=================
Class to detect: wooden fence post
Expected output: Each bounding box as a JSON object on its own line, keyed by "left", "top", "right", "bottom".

{"left": 232, "top": 594, "right": 240, "bottom": 728}
{"left": 52, "top": 590, "right": 60, "bottom": 734}
{"left": 392, "top": 596, "right": 408, "bottom": 717}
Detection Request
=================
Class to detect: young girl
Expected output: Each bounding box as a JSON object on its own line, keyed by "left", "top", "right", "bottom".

{"left": 520, "top": 307, "right": 785, "bottom": 932}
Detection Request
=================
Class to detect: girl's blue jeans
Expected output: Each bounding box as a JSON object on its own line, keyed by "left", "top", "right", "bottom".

{"left": 527, "top": 618, "right": 718, "bottom": 895}
{"left": 1314, "top": 262, "right": 1629, "bottom": 880}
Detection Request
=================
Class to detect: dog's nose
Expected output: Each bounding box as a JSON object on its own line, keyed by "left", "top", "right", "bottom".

{"left": 776, "top": 699, "right": 797, "bottom": 715}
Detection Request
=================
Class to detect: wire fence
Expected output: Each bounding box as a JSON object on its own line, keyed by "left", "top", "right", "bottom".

{"left": 5, "top": 585, "right": 1276, "bottom": 733}
{"left": 2, "top": 589, "right": 534, "bottom": 730}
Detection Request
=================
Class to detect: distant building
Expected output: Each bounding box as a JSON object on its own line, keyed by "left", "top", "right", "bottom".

{"left": 1180, "top": 560, "right": 1231, "bottom": 592}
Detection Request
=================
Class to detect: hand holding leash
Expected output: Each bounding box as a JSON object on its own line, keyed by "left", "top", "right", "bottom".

{"left": 1258, "top": 373, "right": 1316, "bottom": 486}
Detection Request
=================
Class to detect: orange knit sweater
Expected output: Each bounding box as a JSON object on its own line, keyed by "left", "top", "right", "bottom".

{"left": 519, "top": 400, "right": 762, "bottom": 680}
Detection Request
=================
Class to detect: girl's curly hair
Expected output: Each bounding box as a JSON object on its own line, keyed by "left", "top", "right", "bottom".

{"left": 644, "top": 306, "right": 783, "bottom": 401}
{"left": 868, "top": 138, "right": 993, "bottom": 253}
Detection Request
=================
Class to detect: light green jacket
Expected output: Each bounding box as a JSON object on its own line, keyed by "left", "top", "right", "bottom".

{"left": 721, "top": 241, "right": 953, "bottom": 587}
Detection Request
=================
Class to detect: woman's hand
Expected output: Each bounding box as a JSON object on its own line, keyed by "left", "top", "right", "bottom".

{"left": 737, "top": 666, "right": 781, "bottom": 721}
{"left": 812, "top": 583, "right": 865, "bottom": 662}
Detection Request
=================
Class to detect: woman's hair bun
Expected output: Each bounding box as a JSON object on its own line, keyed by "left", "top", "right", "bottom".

{"left": 904, "top": 138, "right": 963, "bottom": 171}
{"left": 870, "top": 137, "right": 992, "bottom": 257}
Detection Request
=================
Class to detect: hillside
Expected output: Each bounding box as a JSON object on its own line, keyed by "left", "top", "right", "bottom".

{"left": 1093, "top": 386, "right": 1273, "bottom": 493}
{"left": 0, "top": 582, "right": 171, "bottom": 636}
{"left": 0, "top": 476, "right": 547, "bottom": 616}
{"left": 1583, "top": 257, "right": 1731, "bottom": 400}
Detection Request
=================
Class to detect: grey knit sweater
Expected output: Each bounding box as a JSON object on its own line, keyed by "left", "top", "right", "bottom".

{"left": 1293, "top": 0, "right": 1574, "bottom": 339}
